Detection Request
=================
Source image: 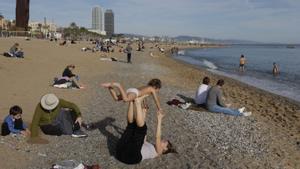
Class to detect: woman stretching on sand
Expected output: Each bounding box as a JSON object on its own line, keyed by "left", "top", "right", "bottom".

{"left": 116, "top": 96, "right": 176, "bottom": 164}
{"left": 101, "top": 79, "right": 163, "bottom": 111}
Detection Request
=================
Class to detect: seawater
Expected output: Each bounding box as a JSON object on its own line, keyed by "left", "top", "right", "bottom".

{"left": 173, "top": 44, "right": 300, "bottom": 103}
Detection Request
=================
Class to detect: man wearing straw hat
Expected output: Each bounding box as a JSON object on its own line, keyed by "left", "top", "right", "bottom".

{"left": 29, "top": 93, "right": 87, "bottom": 143}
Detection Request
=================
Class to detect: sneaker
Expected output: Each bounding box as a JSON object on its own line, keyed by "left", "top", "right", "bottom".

{"left": 180, "top": 103, "right": 192, "bottom": 110}
{"left": 72, "top": 130, "right": 88, "bottom": 138}
{"left": 238, "top": 107, "right": 245, "bottom": 113}
{"left": 242, "top": 111, "right": 252, "bottom": 116}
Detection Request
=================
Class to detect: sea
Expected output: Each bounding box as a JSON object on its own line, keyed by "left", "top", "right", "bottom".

{"left": 173, "top": 44, "right": 300, "bottom": 103}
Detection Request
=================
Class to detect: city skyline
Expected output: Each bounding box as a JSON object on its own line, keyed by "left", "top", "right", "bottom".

{"left": 92, "top": 6, "right": 104, "bottom": 32}
{"left": 0, "top": 0, "right": 300, "bottom": 43}
{"left": 104, "top": 9, "right": 114, "bottom": 37}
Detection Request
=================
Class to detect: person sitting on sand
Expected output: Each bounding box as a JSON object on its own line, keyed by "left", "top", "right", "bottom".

{"left": 272, "top": 62, "right": 280, "bottom": 76}
{"left": 206, "top": 79, "right": 251, "bottom": 116}
{"left": 195, "top": 76, "right": 211, "bottom": 106}
{"left": 29, "top": 93, "right": 87, "bottom": 143}
{"left": 116, "top": 96, "right": 176, "bottom": 164}
{"left": 1, "top": 105, "right": 31, "bottom": 136}
{"left": 62, "top": 65, "right": 84, "bottom": 89}
{"left": 101, "top": 79, "right": 163, "bottom": 111}
{"left": 9, "top": 43, "right": 24, "bottom": 58}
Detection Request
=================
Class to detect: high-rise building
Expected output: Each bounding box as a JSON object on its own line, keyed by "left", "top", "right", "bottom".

{"left": 16, "top": 0, "right": 30, "bottom": 30}
{"left": 104, "top": 9, "right": 114, "bottom": 37}
{"left": 92, "top": 6, "right": 103, "bottom": 32}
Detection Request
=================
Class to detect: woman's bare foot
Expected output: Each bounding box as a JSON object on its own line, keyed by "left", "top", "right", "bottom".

{"left": 101, "top": 82, "right": 112, "bottom": 88}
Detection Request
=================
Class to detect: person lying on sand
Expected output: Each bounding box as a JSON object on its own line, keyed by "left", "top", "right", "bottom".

{"left": 59, "top": 40, "right": 67, "bottom": 46}
{"left": 28, "top": 94, "right": 88, "bottom": 144}
{"left": 206, "top": 79, "right": 251, "bottom": 116}
{"left": 101, "top": 79, "right": 163, "bottom": 111}
{"left": 116, "top": 96, "right": 176, "bottom": 164}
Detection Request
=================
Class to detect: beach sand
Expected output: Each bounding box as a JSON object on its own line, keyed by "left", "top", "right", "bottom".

{"left": 0, "top": 38, "right": 299, "bottom": 169}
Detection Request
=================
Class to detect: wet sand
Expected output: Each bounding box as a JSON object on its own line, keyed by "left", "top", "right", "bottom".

{"left": 0, "top": 38, "right": 299, "bottom": 169}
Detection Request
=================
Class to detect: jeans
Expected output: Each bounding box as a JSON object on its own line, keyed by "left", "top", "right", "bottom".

{"left": 208, "top": 105, "right": 242, "bottom": 116}
{"left": 40, "top": 109, "right": 78, "bottom": 136}
{"left": 13, "top": 51, "right": 24, "bottom": 58}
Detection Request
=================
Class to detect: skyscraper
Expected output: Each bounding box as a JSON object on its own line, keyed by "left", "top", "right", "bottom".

{"left": 104, "top": 9, "right": 114, "bottom": 37}
{"left": 16, "top": 0, "right": 30, "bottom": 30}
{"left": 92, "top": 6, "right": 103, "bottom": 32}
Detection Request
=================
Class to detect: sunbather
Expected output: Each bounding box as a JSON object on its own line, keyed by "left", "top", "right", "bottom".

{"left": 62, "top": 65, "right": 84, "bottom": 89}
{"left": 8, "top": 43, "right": 24, "bottom": 58}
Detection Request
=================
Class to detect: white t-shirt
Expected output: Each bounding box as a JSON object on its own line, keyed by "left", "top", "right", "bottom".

{"left": 195, "top": 84, "right": 210, "bottom": 105}
{"left": 141, "top": 141, "right": 157, "bottom": 160}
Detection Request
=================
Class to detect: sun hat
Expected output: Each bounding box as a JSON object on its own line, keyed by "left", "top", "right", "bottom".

{"left": 41, "top": 93, "right": 59, "bottom": 110}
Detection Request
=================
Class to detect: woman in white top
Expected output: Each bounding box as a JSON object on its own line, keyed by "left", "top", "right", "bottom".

{"left": 116, "top": 96, "right": 176, "bottom": 164}
{"left": 195, "top": 76, "right": 211, "bottom": 105}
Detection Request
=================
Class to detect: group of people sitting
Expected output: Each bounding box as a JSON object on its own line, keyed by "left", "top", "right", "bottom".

{"left": 1, "top": 75, "right": 251, "bottom": 165}
{"left": 194, "top": 77, "right": 251, "bottom": 116}
{"left": 3, "top": 43, "right": 24, "bottom": 58}
{"left": 53, "top": 64, "right": 84, "bottom": 89}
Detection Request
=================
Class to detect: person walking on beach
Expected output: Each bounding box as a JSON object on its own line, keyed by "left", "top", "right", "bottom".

{"left": 101, "top": 79, "right": 163, "bottom": 111}
{"left": 125, "top": 43, "right": 133, "bottom": 63}
{"left": 272, "top": 62, "right": 280, "bottom": 76}
{"left": 206, "top": 79, "right": 251, "bottom": 116}
{"left": 239, "top": 54, "right": 246, "bottom": 72}
{"left": 116, "top": 96, "right": 176, "bottom": 164}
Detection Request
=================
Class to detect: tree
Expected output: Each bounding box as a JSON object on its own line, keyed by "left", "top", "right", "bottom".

{"left": 37, "top": 23, "right": 42, "bottom": 32}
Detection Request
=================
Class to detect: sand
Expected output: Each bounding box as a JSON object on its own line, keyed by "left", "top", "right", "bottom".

{"left": 0, "top": 38, "right": 299, "bottom": 169}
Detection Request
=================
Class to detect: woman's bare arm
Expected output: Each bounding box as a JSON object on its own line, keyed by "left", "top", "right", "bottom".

{"left": 155, "top": 111, "right": 164, "bottom": 155}
{"left": 151, "top": 88, "right": 162, "bottom": 111}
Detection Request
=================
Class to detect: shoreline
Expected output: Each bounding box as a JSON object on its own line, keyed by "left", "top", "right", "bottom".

{"left": 167, "top": 46, "right": 300, "bottom": 106}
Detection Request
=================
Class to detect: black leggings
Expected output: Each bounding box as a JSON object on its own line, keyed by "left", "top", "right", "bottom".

{"left": 116, "top": 122, "right": 147, "bottom": 164}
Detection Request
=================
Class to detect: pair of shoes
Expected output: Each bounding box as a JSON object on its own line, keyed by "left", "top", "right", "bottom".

{"left": 242, "top": 111, "right": 252, "bottom": 116}
{"left": 180, "top": 103, "right": 192, "bottom": 110}
{"left": 238, "top": 107, "right": 245, "bottom": 113}
{"left": 72, "top": 130, "right": 88, "bottom": 138}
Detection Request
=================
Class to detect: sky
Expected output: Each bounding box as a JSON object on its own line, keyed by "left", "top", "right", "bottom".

{"left": 1, "top": 0, "right": 300, "bottom": 43}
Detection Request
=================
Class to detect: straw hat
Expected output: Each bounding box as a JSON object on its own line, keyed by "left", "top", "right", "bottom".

{"left": 41, "top": 93, "right": 59, "bottom": 110}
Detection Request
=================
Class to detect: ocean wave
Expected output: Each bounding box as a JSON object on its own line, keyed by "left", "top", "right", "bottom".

{"left": 203, "top": 59, "right": 218, "bottom": 70}
{"left": 178, "top": 50, "right": 185, "bottom": 55}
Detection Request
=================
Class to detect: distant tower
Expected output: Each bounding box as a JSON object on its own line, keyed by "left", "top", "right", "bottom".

{"left": 92, "top": 6, "right": 103, "bottom": 32}
{"left": 16, "top": 0, "right": 30, "bottom": 30}
{"left": 104, "top": 9, "right": 114, "bottom": 37}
